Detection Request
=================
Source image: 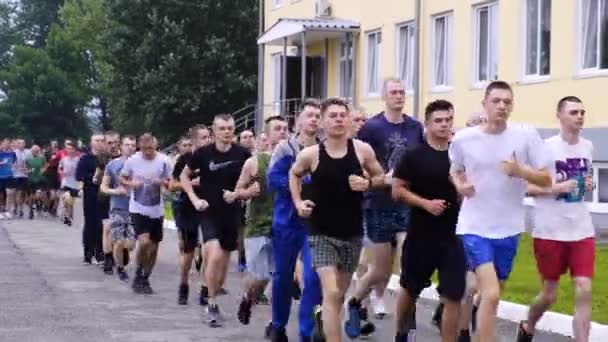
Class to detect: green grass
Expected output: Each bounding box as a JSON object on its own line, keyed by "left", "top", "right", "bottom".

{"left": 163, "top": 200, "right": 174, "bottom": 221}
{"left": 503, "top": 234, "right": 608, "bottom": 324}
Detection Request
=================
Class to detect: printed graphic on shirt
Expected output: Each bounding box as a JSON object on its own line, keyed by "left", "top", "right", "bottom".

{"left": 555, "top": 157, "right": 590, "bottom": 203}
{"left": 386, "top": 132, "right": 408, "bottom": 171}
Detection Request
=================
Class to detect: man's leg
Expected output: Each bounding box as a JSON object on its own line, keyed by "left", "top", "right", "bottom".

{"left": 133, "top": 232, "right": 152, "bottom": 293}
{"left": 317, "top": 266, "right": 349, "bottom": 342}
{"left": 271, "top": 228, "right": 300, "bottom": 335}
{"left": 204, "top": 240, "right": 230, "bottom": 303}
{"left": 5, "top": 187, "right": 16, "bottom": 217}
{"left": 474, "top": 263, "right": 501, "bottom": 342}
{"left": 572, "top": 277, "right": 592, "bottom": 342}
{"left": 351, "top": 242, "right": 393, "bottom": 301}
{"left": 524, "top": 280, "right": 559, "bottom": 334}
{"left": 63, "top": 191, "right": 73, "bottom": 223}
{"left": 102, "top": 219, "right": 113, "bottom": 272}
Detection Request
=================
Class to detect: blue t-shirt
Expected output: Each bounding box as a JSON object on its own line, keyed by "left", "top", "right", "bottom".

{"left": 0, "top": 151, "right": 16, "bottom": 179}
{"left": 358, "top": 112, "right": 424, "bottom": 209}
{"left": 105, "top": 157, "right": 129, "bottom": 211}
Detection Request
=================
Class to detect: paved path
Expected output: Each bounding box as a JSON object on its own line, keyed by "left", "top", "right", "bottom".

{"left": 0, "top": 204, "right": 571, "bottom": 341}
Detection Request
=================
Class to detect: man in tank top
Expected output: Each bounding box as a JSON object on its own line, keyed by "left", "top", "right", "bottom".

{"left": 289, "top": 97, "right": 385, "bottom": 342}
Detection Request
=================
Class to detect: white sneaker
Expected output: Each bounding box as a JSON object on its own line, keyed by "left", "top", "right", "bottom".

{"left": 0, "top": 212, "right": 6, "bottom": 220}
{"left": 4, "top": 211, "right": 13, "bottom": 220}
{"left": 371, "top": 292, "right": 388, "bottom": 318}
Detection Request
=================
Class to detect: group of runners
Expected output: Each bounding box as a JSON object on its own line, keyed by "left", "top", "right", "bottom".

{"left": 0, "top": 78, "right": 597, "bottom": 342}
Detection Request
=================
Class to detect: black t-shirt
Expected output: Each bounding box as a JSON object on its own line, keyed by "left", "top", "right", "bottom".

{"left": 394, "top": 142, "right": 460, "bottom": 239}
{"left": 187, "top": 144, "right": 251, "bottom": 216}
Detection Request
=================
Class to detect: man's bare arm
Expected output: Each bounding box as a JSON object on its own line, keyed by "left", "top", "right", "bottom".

{"left": 100, "top": 174, "right": 119, "bottom": 196}
{"left": 234, "top": 157, "right": 257, "bottom": 200}
{"left": 179, "top": 165, "right": 199, "bottom": 203}
{"left": 392, "top": 178, "right": 427, "bottom": 208}
{"left": 359, "top": 142, "right": 390, "bottom": 189}
{"left": 518, "top": 166, "right": 552, "bottom": 188}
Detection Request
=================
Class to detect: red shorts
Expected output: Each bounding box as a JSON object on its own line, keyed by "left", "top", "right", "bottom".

{"left": 533, "top": 237, "right": 595, "bottom": 281}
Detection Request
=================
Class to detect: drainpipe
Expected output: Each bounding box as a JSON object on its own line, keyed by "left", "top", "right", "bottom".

{"left": 413, "top": 0, "right": 421, "bottom": 119}
{"left": 256, "top": 0, "right": 265, "bottom": 132}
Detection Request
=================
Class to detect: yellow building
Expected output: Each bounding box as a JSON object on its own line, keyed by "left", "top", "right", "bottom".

{"left": 256, "top": 0, "right": 608, "bottom": 226}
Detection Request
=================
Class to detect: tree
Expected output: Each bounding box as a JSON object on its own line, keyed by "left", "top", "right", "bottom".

{"left": 17, "top": 0, "right": 64, "bottom": 48}
{"left": 0, "top": 2, "right": 18, "bottom": 70}
{"left": 103, "top": 0, "right": 259, "bottom": 143}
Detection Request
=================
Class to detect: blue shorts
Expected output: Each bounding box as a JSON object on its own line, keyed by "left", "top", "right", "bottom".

{"left": 365, "top": 208, "right": 409, "bottom": 244}
{"left": 461, "top": 234, "right": 520, "bottom": 281}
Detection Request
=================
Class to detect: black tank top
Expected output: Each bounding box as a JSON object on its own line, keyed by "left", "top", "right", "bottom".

{"left": 309, "top": 139, "right": 364, "bottom": 239}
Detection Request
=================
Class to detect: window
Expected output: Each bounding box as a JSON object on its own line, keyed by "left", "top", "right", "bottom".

{"left": 338, "top": 40, "right": 353, "bottom": 99}
{"left": 579, "top": 0, "right": 608, "bottom": 73}
{"left": 431, "top": 13, "right": 453, "bottom": 88}
{"left": 585, "top": 162, "right": 608, "bottom": 212}
{"left": 272, "top": 0, "right": 283, "bottom": 8}
{"left": 271, "top": 54, "right": 282, "bottom": 113}
{"left": 366, "top": 30, "right": 382, "bottom": 96}
{"left": 473, "top": 3, "right": 498, "bottom": 84}
{"left": 524, "top": 0, "right": 551, "bottom": 78}
{"left": 396, "top": 23, "right": 415, "bottom": 90}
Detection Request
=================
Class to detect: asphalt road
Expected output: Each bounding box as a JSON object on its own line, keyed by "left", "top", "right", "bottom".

{"left": 0, "top": 202, "right": 572, "bottom": 342}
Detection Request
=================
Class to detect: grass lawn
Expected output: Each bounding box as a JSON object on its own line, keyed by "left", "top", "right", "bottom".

{"left": 163, "top": 200, "right": 174, "bottom": 221}
{"left": 502, "top": 233, "right": 608, "bottom": 324}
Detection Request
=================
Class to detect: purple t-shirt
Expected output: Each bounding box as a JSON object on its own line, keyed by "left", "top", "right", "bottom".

{"left": 357, "top": 112, "right": 424, "bottom": 209}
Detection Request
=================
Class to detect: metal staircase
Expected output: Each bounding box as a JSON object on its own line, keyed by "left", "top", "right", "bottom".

{"left": 233, "top": 98, "right": 304, "bottom": 133}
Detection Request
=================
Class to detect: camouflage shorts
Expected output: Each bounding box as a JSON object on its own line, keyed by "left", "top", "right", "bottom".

{"left": 110, "top": 211, "right": 135, "bottom": 242}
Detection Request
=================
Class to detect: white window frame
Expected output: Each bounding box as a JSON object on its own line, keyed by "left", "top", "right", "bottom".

{"left": 395, "top": 21, "right": 415, "bottom": 92}
{"left": 271, "top": 53, "right": 282, "bottom": 114}
{"left": 336, "top": 39, "right": 354, "bottom": 99}
{"left": 472, "top": 2, "right": 499, "bottom": 87}
{"left": 365, "top": 30, "right": 382, "bottom": 97}
{"left": 585, "top": 162, "right": 608, "bottom": 213}
{"left": 577, "top": 0, "right": 608, "bottom": 76}
{"left": 521, "top": 0, "right": 552, "bottom": 82}
{"left": 431, "top": 12, "right": 453, "bottom": 92}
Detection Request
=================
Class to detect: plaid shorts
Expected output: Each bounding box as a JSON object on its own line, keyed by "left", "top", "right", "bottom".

{"left": 110, "top": 211, "right": 135, "bottom": 242}
{"left": 308, "top": 235, "right": 363, "bottom": 274}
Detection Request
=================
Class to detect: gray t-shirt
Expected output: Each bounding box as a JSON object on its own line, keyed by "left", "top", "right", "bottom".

{"left": 59, "top": 155, "right": 81, "bottom": 190}
{"left": 13, "top": 149, "right": 28, "bottom": 178}
{"left": 121, "top": 152, "right": 172, "bottom": 218}
{"left": 105, "top": 157, "right": 129, "bottom": 212}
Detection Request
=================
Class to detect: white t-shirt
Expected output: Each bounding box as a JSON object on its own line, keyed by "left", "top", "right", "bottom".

{"left": 59, "top": 155, "right": 81, "bottom": 190}
{"left": 533, "top": 135, "right": 594, "bottom": 241}
{"left": 121, "top": 152, "right": 172, "bottom": 218}
{"left": 449, "top": 124, "right": 550, "bottom": 238}
{"left": 13, "top": 149, "right": 28, "bottom": 178}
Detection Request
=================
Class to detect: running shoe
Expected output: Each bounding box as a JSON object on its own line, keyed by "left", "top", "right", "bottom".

{"left": 0, "top": 212, "right": 6, "bottom": 220}
{"left": 141, "top": 278, "right": 154, "bottom": 295}
{"left": 178, "top": 284, "right": 189, "bottom": 305}
{"left": 458, "top": 330, "right": 471, "bottom": 342}
{"left": 237, "top": 296, "right": 252, "bottom": 325}
{"left": 312, "top": 306, "right": 325, "bottom": 342}
{"left": 18, "top": 210, "right": 23, "bottom": 218}
{"left": 29, "top": 209, "right": 34, "bottom": 220}
{"left": 372, "top": 292, "right": 388, "bottom": 319}
{"left": 344, "top": 298, "right": 361, "bottom": 339}
{"left": 238, "top": 263, "right": 246, "bottom": 273}
{"left": 217, "top": 287, "right": 229, "bottom": 296}
{"left": 269, "top": 327, "right": 288, "bottom": 342}
{"left": 117, "top": 267, "right": 129, "bottom": 282}
{"left": 4, "top": 211, "right": 12, "bottom": 220}
{"left": 256, "top": 292, "right": 270, "bottom": 305}
{"left": 132, "top": 275, "right": 145, "bottom": 294}
{"left": 206, "top": 304, "right": 223, "bottom": 328}
{"left": 360, "top": 321, "right": 376, "bottom": 337}
{"left": 515, "top": 321, "right": 534, "bottom": 342}
{"left": 82, "top": 257, "right": 92, "bottom": 265}
{"left": 264, "top": 321, "right": 272, "bottom": 339}
{"left": 199, "top": 285, "right": 209, "bottom": 306}
{"left": 103, "top": 257, "right": 113, "bottom": 275}
{"left": 471, "top": 304, "right": 479, "bottom": 333}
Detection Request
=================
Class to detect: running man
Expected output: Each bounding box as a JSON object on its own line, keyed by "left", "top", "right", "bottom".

{"left": 12, "top": 138, "right": 29, "bottom": 218}
{"left": 289, "top": 97, "right": 385, "bottom": 342}
{"left": 100, "top": 131, "right": 121, "bottom": 274}
{"left": 100, "top": 135, "right": 137, "bottom": 282}
{"left": 517, "top": 96, "right": 595, "bottom": 342}
{"left": 180, "top": 114, "right": 251, "bottom": 327}
{"left": 235, "top": 116, "right": 288, "bottom": 325}
{"left": 58, "top": 142, "right": 81, "bottom": 227}
{"left": 347, "top": 78, "right": 424, "bottom": 335}
{"left": 120, "top": 133, "right": 172, "bottom": 294}
{"left": 26, "top": 145, "right": 47, "bottom": 219}
{"left": 449, "top": 81, "right": 551, "bottom": 342}
{"left": 392, "top": 100, "right": 465, "bottom": 342}
{"left": 0, "top": 139, "right": 16, "bottom": 219}
{"left": 267, "top": 99, "right": 323, "bottom": 342}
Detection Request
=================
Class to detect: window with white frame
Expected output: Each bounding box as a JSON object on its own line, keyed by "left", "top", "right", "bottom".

{"left": 271, "top": 54, "right": 282, "bottom": 111}
{"left": 431, "top": 13, "right": 453, "bottom": 88}
{"left": 338, "top": 40, "right": 353, "bottom": 99}
{"left": 397, "top": 23, "right": 415, "bottom": 90}
{"left": 524, "top": 0, "right": 551, "bottom": 77}
{"left": 585, "top": 162, "right": 608, "bottom": 212}
{"left": 579, "top": 0, "right": 608, "bottom": 72}
{"left": 473, "top": 3, "right": 498, "bottom": 84}
{"left": 366, "top": 30, "right": 382, "bottom": 96}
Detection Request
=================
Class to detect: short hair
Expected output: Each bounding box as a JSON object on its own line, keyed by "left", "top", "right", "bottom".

{"left": 484, "top": 81, "right": 513, "bottom": 98}
{"left": 239, "top": 129, "right": 255, "bottom": 138}
{"left": 213, "top": 113, "right": 234, "bottom": 123}
{"left": 264, "top": 115, "right": 286, "bottom": 126}
{"left": 298, "top": 98, "right": 320, "bottom": 113}
{"left": 321, "top": 97, "right": 350, "bottom": 114}
{"left": 381, "top": 77, "right": 403, "bottom": 97}
{"left": 122, "top": 135, "right": 136, "bottom": 143}
{"left": 104, "top": 130, "right": 120, "bottom": 138}
{"left": 557, "top": 96, "right": 583, "bottom": 112}
{"left": 65, "top": 141, "right": 75, "bottom": 148}
{"left": 188, "top": 124, "right": 209, "bottom": 139}
{"left": 424, "top": 100, "right": 454, "bottom": 121}
{"left": 138, "top": 133, "right": 156, "bottom": 146}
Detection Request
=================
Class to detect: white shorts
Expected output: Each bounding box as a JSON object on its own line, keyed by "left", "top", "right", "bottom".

{"left": 244, "top": 236, "right": 273, "bottom": 280}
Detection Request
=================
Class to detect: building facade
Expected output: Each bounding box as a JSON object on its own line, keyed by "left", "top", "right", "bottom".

{"left": 257, "top": 0, "right": 608, "bottom": 230}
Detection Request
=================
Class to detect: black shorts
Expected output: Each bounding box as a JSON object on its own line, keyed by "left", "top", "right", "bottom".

{"left": 131, "top": 213, "right": 164, "bottom": 243}
{"left": 200, "top": 213, "right": 240, "bottom": 252}
{"left": 400, "top": 236, "right": 466, "bottom": 301}
{"left": 28, "top": 180, "right": 47, "bottom": 192}
{"left": 61, "top": 187, "right": 79, "bottom": 198}
{"left": 178, "top": 211, "right": 201, "bottom": 253}
{"left": 98, "top": 198, "right": 110, "bottom": 220}
{"left": 11, "top": 177, "right": 28, "bottom": 191}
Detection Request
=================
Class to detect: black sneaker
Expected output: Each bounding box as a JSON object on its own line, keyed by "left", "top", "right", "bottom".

{"left": 178, "top": 284, "right": 189, "bottom": 305}
{"left": 515, "top": 321, "right": 534, "bottom": 342}
{"left": 312, "top": 306, "right": 325, "bottom": 342}
{"left": 82, "top": 256, "right": 92, "bottom": 265}
{"left": 217, "top": 287, "right": 229, "bottom": 296}
{"left": 237, "top": 297, "right": 252, "bottom": 325}
{"left": 199, "top": 286, "right": 209, "bottom": 306}
{"left": 141, "top": 278, "right": 154, "bottom": 295}
{"left": 103, "top": 258, "right": 113, "bottom": 275}
{"left": 132, "top": 275, "right": 145, "bottom": 294}
{"left": 269, "top": 327, "right": 288, "bottom": 342}
{"left": 117, "top": 268, "right": 129, "bottom": 282}
{"left": 359, "top": 306, "right": 369, "bottom": 321}
{"left": 264, "top": 321, "right": 272, "bottom": 339}
{"left": 206, "top": 304, "right": 222, "bottom": 328}
{"left": 360, "top": 321, "right": 376, "bottom": 337}
{"left": 256, "top": 292, "right": 270, "bottom": 305}
{"left": 18, "top": 210, "right": 23, "bottom": 218}
{"left": 29, "top": 209, "right": 34, "bottom": 220}
{"left": 432, "top": 302, "right": 444, "bottom": 330}
{"left": 458, "top": 330, "right": 471, "bottom": 342}
{"left": 471, "top": 304, "right": 479, "bottom": 333}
